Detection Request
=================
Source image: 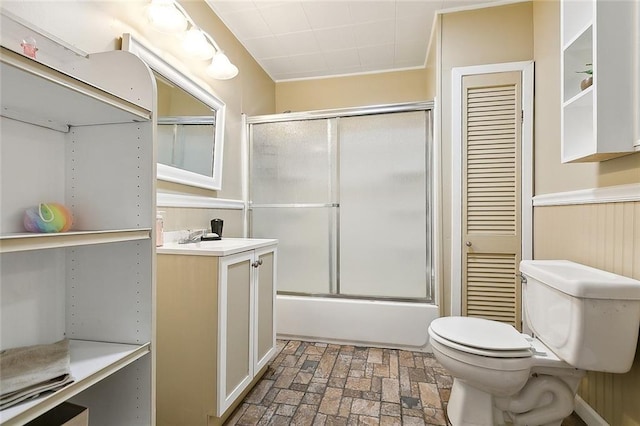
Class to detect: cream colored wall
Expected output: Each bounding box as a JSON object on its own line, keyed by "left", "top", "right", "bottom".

{"left": 275, "top": 68, "right": 428, "bottom": 112}
{"left": 532, "top": 0, "right": 640, "bottom": 195}
{"left": 534, "top": 203, "right": 640, "bottom": 425}
{"left": 533, "top": 1, "right": 640, "bottom": 423}
{"left": 438, "top": 1, "right": 534, "bottom": 316}
{"left": 1, "top": 0, "right": 275, "bottom": 233}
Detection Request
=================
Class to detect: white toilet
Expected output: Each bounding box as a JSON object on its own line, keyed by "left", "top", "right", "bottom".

{"left": 428, "top": 260, "right": 640, "bottom": 426}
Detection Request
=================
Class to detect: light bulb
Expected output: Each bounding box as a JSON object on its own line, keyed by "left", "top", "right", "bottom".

{"left": 207, "top": 51, "right": 239, "bottom": 80}
{"left": 147, "top": 0, "right": 188, "bottom": 34}
{"left": 182, "top": 28, "right": 215, "bottom": 60}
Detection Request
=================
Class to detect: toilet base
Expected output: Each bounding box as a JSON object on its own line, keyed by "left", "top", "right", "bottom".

{"left": 447, "top": 373, "right": 581, "bottom": 426}
{"left": 447, "top": 379, "right": 499, "bottom": 426}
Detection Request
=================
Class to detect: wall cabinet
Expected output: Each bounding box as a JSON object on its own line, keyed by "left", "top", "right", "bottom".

{"left": 0, "top": 45, "right": 155, "bottom": 426}
{"left": 560, "top": 0, "right": 638, "bottom": 163}
{"left": 156, "top": 239, "right": 277, "bottom": 426}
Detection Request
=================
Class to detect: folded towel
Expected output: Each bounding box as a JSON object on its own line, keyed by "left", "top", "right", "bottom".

{"left": 0, "top": 339, "right": 74, "bottom": 409}
{"left": 0, "top": 374, "right": 73, "bottom": 409}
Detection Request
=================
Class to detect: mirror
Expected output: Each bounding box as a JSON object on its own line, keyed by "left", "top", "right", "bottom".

{"left": 122, "top": 33, "right": 225, "bottom": 190}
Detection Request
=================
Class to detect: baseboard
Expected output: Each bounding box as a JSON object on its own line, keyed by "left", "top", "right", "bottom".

{"left": 574, "top": 395, "right": 609, "bottom": 426}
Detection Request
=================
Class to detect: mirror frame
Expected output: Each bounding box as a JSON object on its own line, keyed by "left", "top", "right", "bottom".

{"left": 122, "top": 33, "right": 225, "bottom": 191}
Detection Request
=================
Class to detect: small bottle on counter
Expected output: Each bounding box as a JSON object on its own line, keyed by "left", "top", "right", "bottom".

{"left": 156, "top": 211, "right": 164, "bottom": 247}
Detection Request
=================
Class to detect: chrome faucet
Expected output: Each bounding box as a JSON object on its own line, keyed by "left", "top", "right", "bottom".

{"left": 178, "top": 229, "right": 206, "bottom": 244}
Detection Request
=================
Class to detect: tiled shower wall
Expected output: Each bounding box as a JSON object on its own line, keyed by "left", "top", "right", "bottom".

{"left": 534, "top": 201, "right": 640, "bottom": 425}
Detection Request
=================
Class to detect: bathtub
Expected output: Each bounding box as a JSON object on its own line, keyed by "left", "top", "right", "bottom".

{"left": 276, "top": 295, "right": 440, "bottom": 352}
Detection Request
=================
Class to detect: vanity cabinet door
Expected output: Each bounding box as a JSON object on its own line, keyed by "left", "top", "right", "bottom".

{"left": 254, "top": 246, "right": 277, "bottom": 372}
{"left": 218, "top": 251, "right": 253, "bottom": 416}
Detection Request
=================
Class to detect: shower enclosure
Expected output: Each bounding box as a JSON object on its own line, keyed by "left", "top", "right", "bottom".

{"left": 248, "top": 102, "right": 433, "bottom": 301}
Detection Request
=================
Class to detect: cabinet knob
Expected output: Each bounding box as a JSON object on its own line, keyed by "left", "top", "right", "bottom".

{"left": 465, "top": 241, "right": 472, "bottom": 247}
{"left": 251, "top": 259, "right": 263, "bottom": 268}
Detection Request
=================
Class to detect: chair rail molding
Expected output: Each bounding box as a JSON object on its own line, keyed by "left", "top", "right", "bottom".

{"left": 532, "top": 183, "right": 640, "bottom": 207}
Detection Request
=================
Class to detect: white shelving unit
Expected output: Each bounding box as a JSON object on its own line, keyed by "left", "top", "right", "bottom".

{"left": 560, "top": 0, "right": 637, "bottom": 163}
{"left": 0, "top": 40, "right": 155, "bottom": 426}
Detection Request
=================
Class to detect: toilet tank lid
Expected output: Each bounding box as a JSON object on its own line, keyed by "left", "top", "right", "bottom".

{"left": 520, "top": 260, "right": 640, "bottom": 300}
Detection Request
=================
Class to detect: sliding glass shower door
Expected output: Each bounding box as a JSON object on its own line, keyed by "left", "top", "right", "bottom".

{"left": 248, "top": 104, "right": 433, "bottom": 301}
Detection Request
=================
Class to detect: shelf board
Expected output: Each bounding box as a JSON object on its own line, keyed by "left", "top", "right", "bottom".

{"left": 0, "top": 340, "right": 150, "bottom": 426}
{"left": 1, "top": 47, "right": 150, "bottom": 132}
{"left": 0, "top": 228, "right": 151, "bottom": 253}
{"left": 563, "top": 85, "right": 593, "bottom": 109}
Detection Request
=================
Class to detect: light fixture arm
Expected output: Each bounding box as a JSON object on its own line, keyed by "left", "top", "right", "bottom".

{"left": 171, "top": 0, "right": 221, "bottom": 53}
{"left": 147, "top": 0, "right": 238, "bottom": 79}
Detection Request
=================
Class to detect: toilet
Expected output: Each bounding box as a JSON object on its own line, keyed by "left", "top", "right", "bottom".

{"left": 428, "top": 260, "right": 640, "bottom": 426}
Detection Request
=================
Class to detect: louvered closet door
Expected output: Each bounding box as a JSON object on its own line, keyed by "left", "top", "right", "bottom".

{"left": 462, "top": 71, "right": 522, "bottom": 330}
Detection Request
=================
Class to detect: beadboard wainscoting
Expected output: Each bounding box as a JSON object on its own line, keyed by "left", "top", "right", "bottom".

{"left": 533, "top": 197, "right": 640, "bottom": 425}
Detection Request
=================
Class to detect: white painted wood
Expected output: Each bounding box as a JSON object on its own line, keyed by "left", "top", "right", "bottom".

{"left": 156, "top": 192, "right": 244, "bottom": 209}
{"left": 122, "top": 33, "right": 226, "bottom": 191}
{"left": 0, "top": 340, "right": 149, "bottom": 426}
{"left": 217, "top": 251, "right": 254, "bottom": 416}
{"left": 157, "top": 238, "right": 277, "bottom": 257}
{"left": 560, "top": 0, "right": 637, "bottom": 162}
{"left": 451, "top": 61, "right": 534, "bottom": 317}
{"left": 574, "top": 395, "right": 610, "bottom": 426}
{"left": 0, "top": 47, "right": 154, "bottom": 424}
{"left": 0, "top": 229, "right": 151, "bottom": 254}
{"left": 253, "top": 246, "right": 277, "bottom": 373}
{"left": 532, "top": 183, "right": 640, "bottom": 206}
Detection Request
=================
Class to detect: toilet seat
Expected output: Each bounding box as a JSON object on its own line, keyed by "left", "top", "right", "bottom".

{"left": 429, "top": 316, "right": 533, "bottom": 358}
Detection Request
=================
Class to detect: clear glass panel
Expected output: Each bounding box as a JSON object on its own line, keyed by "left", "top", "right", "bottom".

{"left": 157, "top": 123, "right": 214, "bottom": 177}
{"left": 251, "top": 120, "right": 334, "bottom": 204}
{"left": 251, "top": 207, "right": 335, "bottom": 294}
{"left": 338, "top": 111, "right": 428, "bottom": 298}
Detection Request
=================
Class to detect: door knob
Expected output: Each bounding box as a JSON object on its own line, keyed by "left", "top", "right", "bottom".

{"left": 465, "top": 241, "right": 472, "bottom": 247}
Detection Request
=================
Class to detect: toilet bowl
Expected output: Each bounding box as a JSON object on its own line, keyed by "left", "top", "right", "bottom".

{"left": 428, "top": 316, "right": 583, "bottom": 426}
{"left": 428, "top": 260, "right": 640, "bottom": 426}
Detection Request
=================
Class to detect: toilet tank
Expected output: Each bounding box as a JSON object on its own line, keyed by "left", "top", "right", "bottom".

{"left": 520, "top": 260, "right": 640, "bottom": 373}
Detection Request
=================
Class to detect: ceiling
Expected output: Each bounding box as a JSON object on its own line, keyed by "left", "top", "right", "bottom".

{"left": 205, "top": 0, "right": 493, "bottom": 82}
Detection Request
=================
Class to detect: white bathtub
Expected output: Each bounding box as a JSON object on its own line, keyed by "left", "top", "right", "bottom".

{"left": 276, "top": 295, "right": 440, "bottom": 352}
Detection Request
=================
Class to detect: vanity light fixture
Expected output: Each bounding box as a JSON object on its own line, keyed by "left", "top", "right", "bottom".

{"left": 146, "top": 0, "right": 238, "bottom": 79}
{"left": 207, "top": 51, "right": 238, "bottom": 80}
{"left": 146, "top": 0, "right": 187, "bottom": 34}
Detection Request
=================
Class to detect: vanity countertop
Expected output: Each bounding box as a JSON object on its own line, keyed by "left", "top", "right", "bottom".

{"left": 157, "top": 238, "right": 277, "bottom": 257}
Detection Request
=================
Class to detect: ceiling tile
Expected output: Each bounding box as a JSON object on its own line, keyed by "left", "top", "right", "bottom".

{"left": 276, "top": 31, "right": 320, "bottom": 56}
{"left": 288, "top": 53, "right": 328, "bottom": 73}
{"left": 352, "top": 20, "right": 395, "bottom": 47}
{"left": 396, "top": 1, "right": 436, "bottom": 20}
{"left": 358, "top": 43, "right": 395, "bottom": 67}
{"left": 348, "top": 2, "right": 396, "bottom": 23}
{"left": 301, "top": 2, "right": 353, "bottom": 30}
{"left": 206, "top": 0, "right": 493, "bottom": 81}
{"left": 258, "top": 3, "right": 312, "bottom": 34}
{"left": 241, "top": 36, "right": 282, "bottom": 59}
{"left": 396, "top": 16, "right": 430, "bottom": 42}
{"left": 216, "top": 8, "right": 271, "bottom": 39}
{"left": 323, "top": 49, "right": 361, "bottom": 69}
{"left": 314, "top": 27, "right": 358, "bottom": 52}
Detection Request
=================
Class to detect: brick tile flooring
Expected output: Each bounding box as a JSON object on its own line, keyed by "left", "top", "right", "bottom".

{"left": 225, "top": 340, "right": 587, "bottom": 426}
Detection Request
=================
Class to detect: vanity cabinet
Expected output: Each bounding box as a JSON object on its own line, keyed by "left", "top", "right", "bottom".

{"left": 0, "top": 45, "right": 155, "bottom": 426}
{"left": 560, "top": 0, "right": 638, "bottom": 162}
{"left": 156, "top": 239, "right": 277, "bottom": 426}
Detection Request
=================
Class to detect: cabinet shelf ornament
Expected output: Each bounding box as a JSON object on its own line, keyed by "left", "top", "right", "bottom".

{"left": 560, "top": 0, "right": 638, "bottom": 162}
{"left": 0, "top": 40, "right": 155, "bottom": 426}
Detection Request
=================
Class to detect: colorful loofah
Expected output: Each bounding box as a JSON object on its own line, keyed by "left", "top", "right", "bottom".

{"left": 23, "top": 203, "right": 73, "bottom": 233}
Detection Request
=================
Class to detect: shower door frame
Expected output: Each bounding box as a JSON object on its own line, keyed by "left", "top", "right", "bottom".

{"left": 246, "top": 101, "right": 436, "bottom": 303}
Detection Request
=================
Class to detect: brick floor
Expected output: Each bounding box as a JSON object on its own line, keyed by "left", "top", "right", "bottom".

{"left": 224, "top": 340, "right": 587, "bottom": 426}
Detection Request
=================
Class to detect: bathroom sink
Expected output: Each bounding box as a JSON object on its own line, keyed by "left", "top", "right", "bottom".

{"left": 157, "top": 238, "right": 277, "bottom": 257}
